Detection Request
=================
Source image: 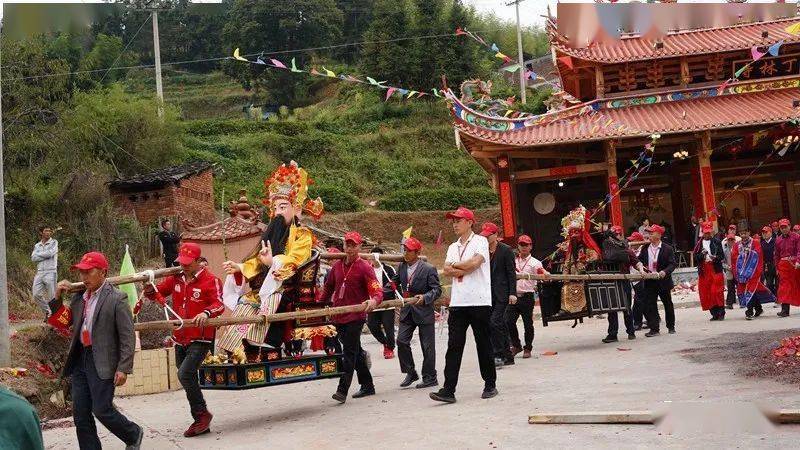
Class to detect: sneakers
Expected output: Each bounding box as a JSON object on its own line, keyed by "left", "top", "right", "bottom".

{"left": 184, "top": 410, "right": 212, "bottom": 438}
{"left": 645, "top": 330, "right": 660, "bottom": 337}
{"left": 754, "top": 308, "right": 763, "bottom": 317}
{"left": 416, "top": 379, "right": 438, "bottom": 389}
{"left": 332, "top": 391, "right": 347, "bottom": 404}
{"left": 352, "top": 386, "right": 375, "bottom": 398}
{"left": 383, "top": 346, "right": 395, "bottom": 359}
{"left": 400, "top": 372, "right": 419, "bottom": 388}
{"left": 601, "top": 335, "right": 618, "bottom": 344}
{"left": 481, "top": 387, "right": 498, "bottom": 399}
{"left": 430, "top": 390, "right": 457, "bottom": 403}
{"left": 522, "top": 349, "right": 532, "bottom": 359}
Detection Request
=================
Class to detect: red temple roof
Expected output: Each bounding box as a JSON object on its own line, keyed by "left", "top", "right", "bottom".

{"left": 181, "top": 216, "right": 266, "bottom": 242}
{"left": 550, "top": 17, "right": 800, "bottom": 63}
{"left": 455, "top": 81, "right": 799, "bottom": 148}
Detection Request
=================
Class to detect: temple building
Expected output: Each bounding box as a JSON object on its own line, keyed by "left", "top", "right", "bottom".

{"left": 452, "top": 15, "right": 800, "bottom": 258}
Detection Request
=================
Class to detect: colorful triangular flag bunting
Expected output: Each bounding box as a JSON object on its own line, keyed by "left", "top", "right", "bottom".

{"left": 290, "top": 58, "right": 302, "bottom": 72}
{"left": 233, "top": 48, "right": 248, "bottom": 61}
{"left": 751, "top": 46, "right": 766, "bottom": 61}
{"left": 768, "top": 40, "right": 783, "bottom": 57}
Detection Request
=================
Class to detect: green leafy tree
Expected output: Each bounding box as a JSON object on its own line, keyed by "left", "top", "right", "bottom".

{"left": 335, "top": 0, "right": 375, "bottom": 63}
{"left": 410, "top": 0, "right": 447, "bottom": 88}
{"left": 440, "top": 0, "right": 488, "bottom": 92}
{"left": 360, "top": 0, "right": 415, "bottom": 86}
{"left": 222, "top": 0, "right": 344, "bottom": 105}
{"left": 76, "top": 33, "right": 139, "bottom": 89}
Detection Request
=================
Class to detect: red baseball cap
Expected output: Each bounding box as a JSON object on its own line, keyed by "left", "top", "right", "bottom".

{"left": 628, "top": 231, "right": 644, "bottom": 242}
{"left": 344, "top": 231, "right": 363, "bottom": 245}
{"left": 446, "top": 206, "right": 475, "bottom": 222}
{"left": 761, "top": 226, "right": 772, "bottom": 233}
{"left": 175, "top": 242, "right": 202, "bottom": 265}
{"left": 701, "top": 221, "right": 714, "bottom": 233}
{"left": 517, "top": 234, "right": 532, "bottom": 245}
{"left": 650, "top": 224, "right": 665, "bottom": 235}
{"left": 779, "top": 218, "right": 791, "bottom": 227}
{"left": 71, "top": 251, "right": 109, "bottom": 271}
{"left": 403, "top": 237, "right": 423, "bottom": 252}
{"left": 610, "top": 225, "right": 623, "bottom": 235}
{"left": 479, "top": 222, "right": 499, "bottom": 237}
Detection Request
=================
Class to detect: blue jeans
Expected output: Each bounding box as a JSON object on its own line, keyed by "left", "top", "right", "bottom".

{"left": 72, "top": 347, "right": 140, "bottom": 449}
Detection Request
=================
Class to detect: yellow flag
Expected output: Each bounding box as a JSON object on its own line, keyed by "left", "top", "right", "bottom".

{"left": 786, "top": 22, "right": 800, "bottom": 35}
{"left": 402, "top": 226, "right": 413, "bottom": 239}
{"left": 233, "top": 48, "right": 248, "bottom": 61}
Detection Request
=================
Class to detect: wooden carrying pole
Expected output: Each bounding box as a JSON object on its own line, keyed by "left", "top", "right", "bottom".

{"left": 66, "top": 266, "right": 182, "bottom": 293}
{"left": 516, "top": 272, "right": 663, "bottom": 281}
{"left": 134, "top": 298, "right": 427, "bottom": 332}
{"left": 320, "top": 252, "right": 425, "bottom": 263}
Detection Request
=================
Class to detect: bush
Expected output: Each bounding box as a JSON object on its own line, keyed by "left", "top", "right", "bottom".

{"left": 379, "top": 188, "right": 498, "bottom": 211}
{"left": 309, "top": 184, "right": 363, "bottom": 213}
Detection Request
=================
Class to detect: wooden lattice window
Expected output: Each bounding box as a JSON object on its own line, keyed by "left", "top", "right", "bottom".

{"left": 618, "top": 64, "right": 637, "bottom": 91}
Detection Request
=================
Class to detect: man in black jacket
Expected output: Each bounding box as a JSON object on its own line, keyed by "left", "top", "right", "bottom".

{"left": 601, "top": 226, "right": 638, "bottom": 343}
{"left": 367, "top": 247, "right": 397, "bottom": 359}
{"left": 636, "top": 225, "right": 677, "bottom": 337}
{"left": 480, "top": 222, "right": 517, "bottom": 367}
{"left": 393, "top": 237, "right": 442, "bottom": 388}
{"left": 760, "top": 225, "right": 777, "bottom": 295}
{"left": 157, "top": 219, "right": 180, "bottom": 268}
{"left": 694, "top": 221, "right": 726, "bottom": 320}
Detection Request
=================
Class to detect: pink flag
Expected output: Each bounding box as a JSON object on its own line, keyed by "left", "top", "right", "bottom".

{"left": 751, "top": 46, "right": 766, "bottom": 61}
{"left": 270, "top": 59, "right": 287, "bottom": 69}
{"left": 435, "top": 230, "right": 443, "bottom": 248}
{"left": 717, "top": 78, "right": 731, "bottom": 94}
{"left": 385, "top": 88, "right": 397, "bottom": 101}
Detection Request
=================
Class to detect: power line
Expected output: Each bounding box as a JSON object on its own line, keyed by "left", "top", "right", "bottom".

{"left": 2, "top": 28, "right": 508, "bottom": 83}
{"left": 98, "top": 14, "right": 152, "bottom": 85}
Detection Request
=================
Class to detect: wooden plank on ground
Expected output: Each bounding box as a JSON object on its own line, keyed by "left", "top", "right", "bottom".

{"left": 528, "top": 411, "right": 655, "bottom": 425}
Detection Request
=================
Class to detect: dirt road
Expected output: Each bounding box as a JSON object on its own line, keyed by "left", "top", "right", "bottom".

{"left": 43, "top": 305, "right": 800, "bottom": 449}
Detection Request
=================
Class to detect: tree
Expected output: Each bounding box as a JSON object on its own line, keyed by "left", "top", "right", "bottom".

{"left": 360, "top": 0, "right": 415, "bottom": 86}
{"left": 76, "top": 33, "right": 140, "bottom": 89}
{"left": 335, "top": 0, "right": 375, "bottom": 63}
{"left": 410, "top": 0, "right": 447, "bottom": 88}
{"left": 440, "top": 0, "right": 488, "bottom": 92}
{"left": 222, "top": 0, "right": 344, "bottom": 105}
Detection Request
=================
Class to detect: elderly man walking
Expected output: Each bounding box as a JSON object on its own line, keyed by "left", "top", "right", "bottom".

{"left": 31, "top": 225, "right": 58, "bottom": 320}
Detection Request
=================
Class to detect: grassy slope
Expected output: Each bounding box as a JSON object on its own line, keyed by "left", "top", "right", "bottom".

{"left": 127, "top": 71, "right": 493, "bottom": 209}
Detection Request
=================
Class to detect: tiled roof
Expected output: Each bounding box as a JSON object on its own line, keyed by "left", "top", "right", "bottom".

{"left": 455, "top": 85, "right": 799, "bottom": 148}
{"left": 108, "top": 161, "right": 213, "bottom": 190}
{"left": 551, "top": 17, "right": 800, "bottom": 63}
{"left": 181, "top": 216, "right": 266, "bottom": 242}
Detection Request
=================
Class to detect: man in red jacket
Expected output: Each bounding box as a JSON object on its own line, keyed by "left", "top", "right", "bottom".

{"left": 143, "top": 243, "right": 224, "bottom": 437}
{"left": 320, "top": 231, "right": 383, "bottom": 403}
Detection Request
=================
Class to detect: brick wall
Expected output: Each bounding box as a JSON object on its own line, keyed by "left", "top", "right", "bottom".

{"left": 175, "top": 170, "right": 216, "bottom": 226}
{"left": 111, "top": 186, "right": 176, "bottom": 227}
{"left": 116, "top": 347, "right": 179, "bottom": 397}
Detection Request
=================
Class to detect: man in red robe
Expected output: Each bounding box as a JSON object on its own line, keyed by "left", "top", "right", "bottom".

{"left": 731, "top": 225, "right": 775, "bottom": 319}
{"left": 775, "top": 218, "right": 800, "bottom": 317}
{"left": 693, "top": 221, "right": 726, "bottom": 321}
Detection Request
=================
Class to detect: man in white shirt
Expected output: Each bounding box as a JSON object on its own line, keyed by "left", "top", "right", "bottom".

{"left": 31, "top": 225, "right": 58, "bottom": 320}
{"left": 430, "top": 207, "right": 496, "bottom": 404}
{"left": 506, "top": 235, "right": 546, "bottom": 359}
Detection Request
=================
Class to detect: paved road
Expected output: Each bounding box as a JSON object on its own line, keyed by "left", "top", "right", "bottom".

{"left": 43, "top": 304, "right": 800, "bottom": 449}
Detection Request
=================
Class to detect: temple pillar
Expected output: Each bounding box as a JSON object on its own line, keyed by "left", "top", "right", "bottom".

{"left": 496, "top": 154, "right": 518, "bottom": 243}
{"left": 697, "top": 131, "right": 717, "bottom": 223}
{"left": 604, "top": 140, "right": 623, "bottom": 227}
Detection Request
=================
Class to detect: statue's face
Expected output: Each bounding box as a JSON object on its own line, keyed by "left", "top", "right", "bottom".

{"left": 273, "top": 198, "right": 295, "bottom": 224}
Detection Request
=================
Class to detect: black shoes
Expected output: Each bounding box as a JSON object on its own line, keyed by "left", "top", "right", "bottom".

{"left": 628, "top": 333, "right": 636, "bottom": 340}
{"left": 430, "top": 390, "right": 457, "bottom": 403}
{"left": 352, "top": 386, "right": 375, "bottom": 399}
{"left": 668, "top": 328, "right": 676, "bottom": 334}
{"left": 332, "top": 391, "right": 347, "bottom": 403}
{"left": 416, "top": 379, "right": 438, "bottom": 389}
{"left": 503, "top": 358, "right": 515, "bottom": 366}
{"left": 726, "top": 304, "right": 735, "bottom": 310}
{"left": 602, "top": 335, "right": 618, "bottom": 343}
{"left": 481, "top": 387, "right": 498, "bottom": 399}
{"left": 494, "top": 358, "right": 504, "bottom": 368}
{"left": 400, "top": 372, "right": 419, "bottom": 388}
{"left": 754, "top": 308, "right": 763, "bottom": 317}
{"left": 645, "top": 330, "right": 660, "bottom": 337}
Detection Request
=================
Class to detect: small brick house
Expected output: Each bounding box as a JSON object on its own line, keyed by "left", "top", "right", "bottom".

{"left": 109, "top": 161, "right": 217, "bottom": 227}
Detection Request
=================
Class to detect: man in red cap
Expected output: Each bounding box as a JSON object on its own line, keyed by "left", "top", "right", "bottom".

{"left": 143, "top": 242, "right": 225, "bottom": 437}
{"left": 600, "top": 225, "right": 639, "bottom": 342}
{"left": 775, "top": 218, "right": 800, "bottom": 317}
{"left": 693, "top": 221, "right": 726, "bottom": 321}
{"left": 507, "top": 234, "right": 546, "bottom": 357}
{"left": 637, "top": 224, "right": 677, "bottom": 336}
{"left": 393, "top": 236, "right": 442, "bottom": 388}
{"left": 480, "top": 222, "right": 517, "bottom": 367}
{"left": 761, "top": 225, "right": 777, "bottom": 295}
{"left": 627, "top": 231, "right": 647, "bottom": 329}
{"left": 431, "top": 207, "right": 496, "bottom": 403}
{"left": 52, "top": 252, "right": 143, "bottom": 449}
{"left": 320, "top": 231, "right": 383, "bottom": 403}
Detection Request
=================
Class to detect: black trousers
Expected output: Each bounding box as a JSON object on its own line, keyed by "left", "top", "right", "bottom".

{"left": 631, "top": 283, "right": 645, "bottom": 327}
{"left": 489, "top": 300, "right": 511, "bottom": 359}
{"left": 608, "top": 281, "right": 634, "bottom": 337}
{"left": 397, "top": 318, "right": 436, "bottom": 382}
{"left": 710, "top": 305, "right": 726, "bottom": 319}
{"left": 642, "top": 281, "right": 675, "bottom": 333}
{"left": 367, "top": 310, "right": 395, "bottom": 349}
{"left": 764, "top": 263, "right": 777, "bottom": 295}
{"left": 442, "top": 306, "right": 496, "bottom": 396}
{"left": 506, "top": 292, "right": 535, "bottom": 351}
{"left": 725, "top": 279, "right": 737, "bottom": 306}
{"left": 72, "top": 347, "right": 140, "bottom": 449}
{"left": 335, "top": 321, "right": 373, "bottom": 394}
{"left": 176, "top": 342, "right": 212, "bottom": 417}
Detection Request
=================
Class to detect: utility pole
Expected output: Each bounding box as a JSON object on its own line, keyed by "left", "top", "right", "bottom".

{"left": 508, "top": 0, "right": 527, "bottom": 104}
{"left": 152, "top": 10, "right": 164, "bottom": 118}
{"left": 0, "top": 21, "right": 10, "bottom": 366}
